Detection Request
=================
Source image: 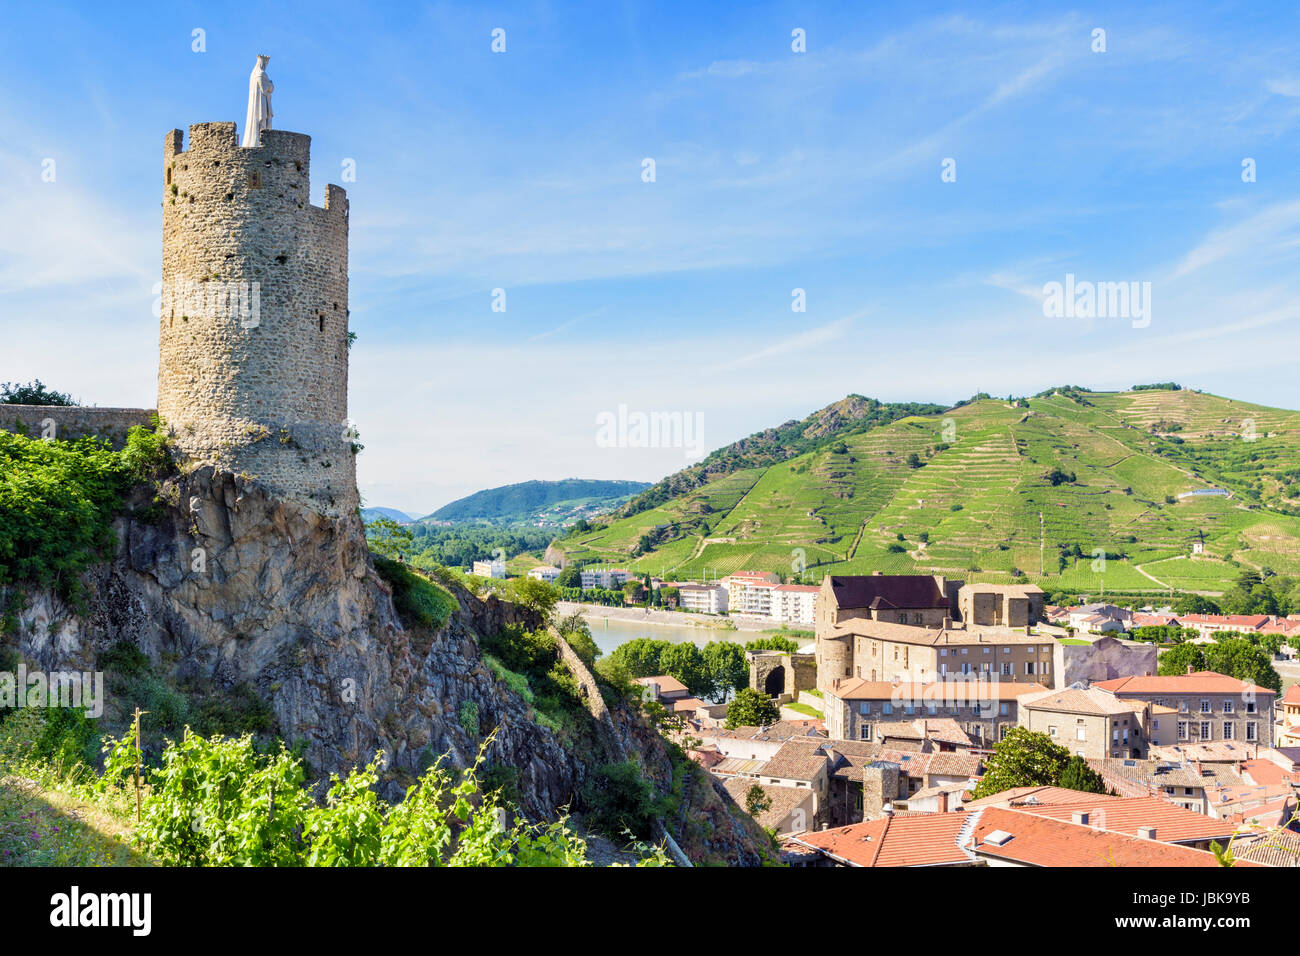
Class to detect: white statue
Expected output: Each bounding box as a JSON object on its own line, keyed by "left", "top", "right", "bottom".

{"left": 241, "top": 55, "right": 273, "bottom": 147}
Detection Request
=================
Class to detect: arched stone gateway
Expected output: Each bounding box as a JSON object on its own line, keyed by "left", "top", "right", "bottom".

{"left": 764, "top": 665, "right": 786, "bottom": 698}
{"left": 748, "top": 650, "right": 817, "bottom": 702}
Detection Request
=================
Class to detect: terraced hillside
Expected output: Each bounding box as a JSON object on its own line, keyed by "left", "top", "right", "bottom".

{"left": 553, "top": 389, "right": 1300, "bottom": 595}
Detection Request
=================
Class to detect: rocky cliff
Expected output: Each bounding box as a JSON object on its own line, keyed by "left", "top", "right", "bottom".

{"left": 5, "top": 466, "right": 770, "bottom": 863}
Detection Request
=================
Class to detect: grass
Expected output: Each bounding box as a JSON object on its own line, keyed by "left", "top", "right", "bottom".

{"left": 555, "top": 390, "right": 1300, "bottom": 595}
{"left": 782, "top": 702, "right": 824, "bottom": 719}
{"left": 0, "top": 775, "right": 150, "bottom": 866}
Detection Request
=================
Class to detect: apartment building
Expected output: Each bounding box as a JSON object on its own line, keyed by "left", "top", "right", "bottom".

{"left": 674, "top": 582, "right": 728, "bottom": 614}
{"left": 471, "top": 559, "right": 506, "bottom": 579}
{"left": 527, "top": 565, "right": 561, "bottom": 583}
{"left": 1095, "top": 670, "right": 1277, "bottom": 748}
{"left": 721, "top": 572, "right": 780, "bottom": 617}
{"left": 580, "top": 567, "right": 631, "bottom": 590}
{"left": 773, "top": 584, "right": 818, "bottom": 626}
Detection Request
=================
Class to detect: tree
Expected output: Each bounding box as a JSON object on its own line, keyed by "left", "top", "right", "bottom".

{"left": 1058, "top": 755, "right": 1108, "bottom": 795}
{"left": 725, "top": 688, "right": 779, "bottom": 730}
{"left": 556, "top": 566, "right": 581, "bottom": 589}
{"left": 1202, "top": 638, "right": 1282, "bottom": 693}
{"left": 366, "top": 517, "right": 413, "bottom": 561}
{"left": 906, "top": 452, "right": 923, "bottom": 469}
{"left": 971, "top": 727, "right": 1070, "bottom": 798}
{"left": 1173, "top": 594, "right": 1220, "bottom": 615}
{"left": 659, "top": 643, "right": 709, "bottom": 697}
{"left": 1157, "top": 642, "right": 1205, "bottom": 677}
{"left": 745, "top": 636, "right": 799, "bottom": 653}
{"left": 700, "top": 641, "right": 747, "bottom": 704}
{"left": 610, "top": 638, "right": 667, "bottom": 678}
{"left": 555, "top": 610, "right": 600, "bottom": 666}
{"left": 745, "top": 784, "right": 772, "bottom": 817}
{"left": 505, "top": 577, "right": 559, "bottom": 619}
{"left": 0, "top": 380, "right": 75, "bottom": 405}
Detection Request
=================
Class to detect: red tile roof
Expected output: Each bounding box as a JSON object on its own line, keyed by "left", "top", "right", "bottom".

{"left": 968, "top": 807, "right": 1258, "bottom": 867}
{"left": 963, "top": 786, "right": 1122, "bottom": 810}
{"left": 1095, "top": 670, "right": 1276, "bottom": 697}
{"left": 795, "top": 812, "right": 973, "bottom": 867}
{"left": 1284, "top": 685, "right": 1300, "bottom": 706}
{"left": 1010, "top": 795, "right": 1237, "bottom": 843}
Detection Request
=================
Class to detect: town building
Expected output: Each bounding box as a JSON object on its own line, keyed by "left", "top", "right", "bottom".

{"left": 1095, "top": 671, "right": 1277, "bottom": 749}
{"left": 773, "top": 583, "right": 818, "bottom": 626}
{"left": 1017, "top": 686, "right": 1175, "bottom": 759}
{"left": 821, "top": 618, "right": 1058, "bottom": 691}
{"left": 957, "top": 583, "right": 1045, "bottom": 627}
{"left": 526, "top": 565, "right": 561, "bottom": 583}
{"left": 580, "top": 567, "right": 631, "bottom": 590}
{"left": 471, "top": 559, "right": 506, "bottom": 579}
{"left": 673, "top": 582, "right": 728, "bottom": 614}
{"left": 822, "top": 678, "right": 1043, "bottom": 746}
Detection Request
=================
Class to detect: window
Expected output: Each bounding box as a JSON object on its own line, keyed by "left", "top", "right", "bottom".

{"left": 1178, "top": 701, "right": 1189, "bottom": 713}
{"left": 1048, "top": 725, "right": 1058, "bottom": 737}
{"left": 859, "top": 703, "right": 870, "bottom": 715}
{"left": 1178, "top": 722, "right": 1188, "bottom": 740}
{"left": 961, "top": 662, "right": 971, "bottom": 675}
{"left": 1199, "top": 721, "right": 1212, "bottom": 740}
{"left": 1223, "top": 699, "right": 1234, "bottom": 714}
{"left": 1200, "top": 699, "right": 1211, "bottom": 714}
{"left": 860, "top": 725, "right": 872, "bottom": 740}
{"left": 1025, "top": 662, "right": 1036, "bottom": 675}
{"left": 1246, "top": 700, "right": 1257, "bottom": 714}
{"left": 983, "top": 647, "right": 991, "bottom": 654}
{"left": 1223, "top": 721, "right": 1234, "bottom": 739}
{"left": 881, "top": 702, "right": 893, "bottom": 715}
{"left": 940, "top": 649, "right": 948, "bottom": 657}
{"left": 1246, "top": 723, "right": 1258, "bottom": 741}
{"left": 1001, "top": 662, "right": 1012, "bottom": 676}
{"left": 1152, "top": 719, "right": 1160, "bottom": 730}
{"left": 999, "top": 703, "right": 1009, "bottom": 716}
{"left": 1077, "top": 727, "right": 1087, "bottom": 741}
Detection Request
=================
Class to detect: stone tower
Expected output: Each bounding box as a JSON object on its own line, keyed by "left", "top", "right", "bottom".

{"left": 159, "top": 122, "right": 357, "bottom": 517}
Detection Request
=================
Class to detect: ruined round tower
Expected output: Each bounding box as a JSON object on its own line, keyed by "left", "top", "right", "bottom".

{"left": 159, "top": 122, "right": 357, "bottom": 517}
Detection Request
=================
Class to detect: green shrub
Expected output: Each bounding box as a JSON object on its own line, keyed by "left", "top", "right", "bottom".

{"left": 581, "top": 760, "right": 659, "bottom": 838}
{"left": 373, "top": 555, "right": 457, "bottom": 629}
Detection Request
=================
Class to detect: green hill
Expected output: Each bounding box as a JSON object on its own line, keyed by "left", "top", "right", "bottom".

{"left": 425, "top": 478, "right": 650, "bottom": 524}
{"left": 553, "top": 388, "right": 1300, "bottom": 595}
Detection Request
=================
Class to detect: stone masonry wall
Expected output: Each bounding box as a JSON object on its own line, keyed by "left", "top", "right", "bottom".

{"left": 158, "top": 122, "right": 355, "bottom": 517}
{"left": 0, "top": 406, "right": 156, "bottom": 450}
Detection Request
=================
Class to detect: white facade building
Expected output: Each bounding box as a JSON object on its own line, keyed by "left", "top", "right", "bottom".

{"left": 528, "top": 565, "right": 562, "bottom": 583}
{"left": 674, "top": 583, "right": 728, "bottom": 614}
{"left": 472, "top": 559, "right": 507, "bottom": 579}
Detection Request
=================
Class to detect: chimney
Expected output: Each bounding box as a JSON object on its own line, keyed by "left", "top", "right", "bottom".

{"left": 1187, "top": 665, "right": 1193, "bottom": 675}
{"left": 942, "top": 615, "right": 953, "bottom": 630}
{"left": 938, "top": 790, "right": 949, "bottom": 813}
{"left": 1137, "top": 826, "right": 1157, "bottom": 840}
{"left": 1071, "top": 810, "right": 1089, "bottom": 826}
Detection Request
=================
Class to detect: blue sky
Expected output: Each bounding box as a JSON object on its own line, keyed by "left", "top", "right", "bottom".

{"left": 4, "top": 2, "right": 1300, "bottom": 514}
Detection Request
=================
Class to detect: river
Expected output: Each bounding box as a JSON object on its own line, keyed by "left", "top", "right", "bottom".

{"left": 583, "top": 614, "right": 753, "bottom": 658}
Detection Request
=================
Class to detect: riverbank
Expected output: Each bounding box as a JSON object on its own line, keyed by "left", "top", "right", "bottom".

{"left": 556, "top": 601, "right": 795, "bottom": 635}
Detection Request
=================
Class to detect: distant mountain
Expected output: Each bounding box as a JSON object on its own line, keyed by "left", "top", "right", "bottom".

{"left": 361, "top": 507, "right": 416, "bottom": 525}
{"left": 555, "top": 388, "right": 1300, "bottom": 596}
{"left": 614, "top": 394, "right": 947, "bottom": 519}
{"left": 424, "top": 479, "right": 651, "bottom": 524}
